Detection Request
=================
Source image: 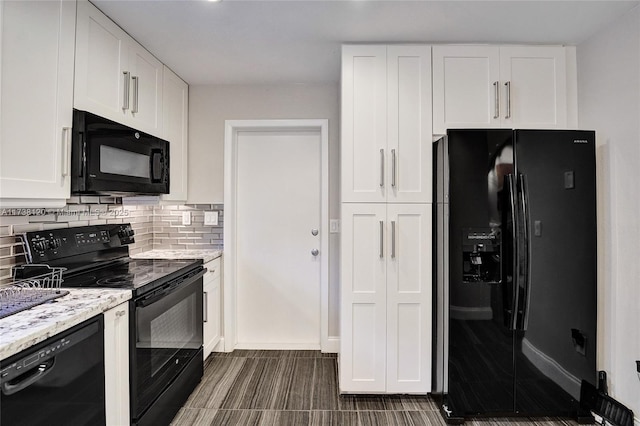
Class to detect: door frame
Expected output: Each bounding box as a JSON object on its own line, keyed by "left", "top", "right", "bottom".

{"left": 223, "top": 119, "right": 330, "bottom": 352}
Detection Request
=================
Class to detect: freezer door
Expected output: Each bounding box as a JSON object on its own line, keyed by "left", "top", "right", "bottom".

{"left": 444, "top": 129, "right": 517, "bottom": 416}
{"left": 513, "top": 130, "right": 597, "bottom": 415}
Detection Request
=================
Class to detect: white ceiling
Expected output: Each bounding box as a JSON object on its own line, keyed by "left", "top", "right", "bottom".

{"left": 92, "top": 0, "right": 640, "bottom": 85}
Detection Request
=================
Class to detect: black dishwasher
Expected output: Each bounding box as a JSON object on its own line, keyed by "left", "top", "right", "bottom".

{"left": 0, "top": 316, "right": 106, "bottom": 426}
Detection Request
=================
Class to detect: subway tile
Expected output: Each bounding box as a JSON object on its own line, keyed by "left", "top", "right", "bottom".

{"left": 89, "top": 219, "right": 107, "bottom": 226}
{"left": 0, "top": 226, "right": 12, "bottom": 237}
{"left": 0, "top": 216, "right": 29, "bottom": 226}
{"left": 66, "top": 220, "right": 90, "bottom": 228}
{"left": 13, "top": 223, "right": 44, "bottom": 233}
{"left": 28, "top": 214, "right": 57, "bottom": 223}
{"left": 79, "top": 196, "right": 100, "bottom": 204}
{"left": 42, "top": 223, "right": 69, "bottom": 231}
{"left": 56, "top": 214, "right": 79, "bottom": 223}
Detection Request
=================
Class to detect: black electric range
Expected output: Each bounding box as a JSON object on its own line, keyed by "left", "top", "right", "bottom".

{"left": 18, "top": 224, "right": 205, "bottom": 426}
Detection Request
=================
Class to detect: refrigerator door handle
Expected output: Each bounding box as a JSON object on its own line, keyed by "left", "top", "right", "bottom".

{"left": 517, "top": 173, "right": 532, "bottom": 331}
{"left": 506, "top": 174, "right": 520, "bottom": 331}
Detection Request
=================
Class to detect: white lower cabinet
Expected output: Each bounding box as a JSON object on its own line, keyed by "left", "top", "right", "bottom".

{"left": 203, "top": 257, "right": 222, "bottom": 360}
{"left": 104, "top": 303, "right": 130, "bottom": 426}
{"left": 340, "top": 203, "right": 431, "bottom": 393}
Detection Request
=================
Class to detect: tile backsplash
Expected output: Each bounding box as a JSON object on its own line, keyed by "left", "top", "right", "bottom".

{"left": 0, "top": 200, "right": 223, "bottom": 284}
{"left": 150, "top": 204, "right": 224, "bottom": 253}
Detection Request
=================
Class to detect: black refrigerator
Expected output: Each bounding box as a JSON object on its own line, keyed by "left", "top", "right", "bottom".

{"left": 433, "top": 129, "right": 597, "bottom": 423}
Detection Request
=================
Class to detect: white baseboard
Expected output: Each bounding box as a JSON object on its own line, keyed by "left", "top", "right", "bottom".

{"left": 323, "top": 336, "right": 339, "bottom": 353}
{"left": 213, "top": 338, "right": 228, "bottom": 353}
{"left": 521, "top": 337, "right": 581, "bottom": 399}
{"left": 234, "top": 342, "right": 321, "bottom": 350}
{"left": 450, "top": 305, "right": 493, "bottom": 320}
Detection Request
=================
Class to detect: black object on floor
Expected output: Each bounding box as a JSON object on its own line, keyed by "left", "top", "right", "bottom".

{"left": 580, "top": 379, "right": 634, "bottom": 426}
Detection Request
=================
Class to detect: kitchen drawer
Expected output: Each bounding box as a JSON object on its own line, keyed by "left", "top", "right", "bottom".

{"left": 204, "top": 258, "right": 221, "bottom": 282}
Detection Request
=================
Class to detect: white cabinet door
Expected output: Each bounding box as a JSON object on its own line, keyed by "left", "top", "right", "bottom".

{"left": 104, "top": 303, "right": 130, "bottom": 426}
{"left": 387, "top": 46, "right": 433, "bottom": 203}
{"left": 386, "top": 204, "right": 431, "bottom": 393}
{"left": 128, "top": 42, "right": 163, "bottom": 136}
{"left": 342, "top": 45, "right": 432, "bottom": 204}
{"left": 341, "top": 45, "right": 387, "bottom": 203}
{"left": 0, "top": 0, "right": 75, "bottom": 207}
{"left": 433, "top": 45, "right": 569, "bottom": 133}
{"left": 203, "top": 258, "right": 221, "bottom": 360}
{"left": 340, "top": 203, "right": 387, "bottom": 393}
{"left": 432, "top": 45, "right": 501, "bottom": 134}
{"left": 74, "top": 0, "right": 129, "bottom": 124}
{"left": 74, "top": 0, "right": 163, "bottom": 137}
{"left": 161, "top": 66, "right": 188, "bottom": 202}
{"left": 500, "top": 46, "right": 567, "bottom": 129}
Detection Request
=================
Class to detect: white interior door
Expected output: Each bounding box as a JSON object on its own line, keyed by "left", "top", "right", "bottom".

{"left": 235, "top": 129, "right": 322, "bottom": 349}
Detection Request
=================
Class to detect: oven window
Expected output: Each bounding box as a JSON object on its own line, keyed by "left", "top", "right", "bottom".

{"left": 100, "top": 145, "right": 150, "bottom": 178}
{"left": 149, "top": 296, "right": 196, "bottom": 376}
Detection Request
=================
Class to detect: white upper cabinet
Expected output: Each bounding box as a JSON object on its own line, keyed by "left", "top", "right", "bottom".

{"left": 74, "top": 0, "right": 163, "bottom": 137}
{"left": 161, "top": 66, "right": 189, "bottom": 202}
{"left": 0, "top": 0, "right": 76, "bottom": 207}
{"left": 499, "top": 46, "right": 567, "bottom": 129}
{"left": 342, "top": 45, "right": 432, "bottom": 204}
{"left": 433, "top": 45, "right": 568, "bottom": 134}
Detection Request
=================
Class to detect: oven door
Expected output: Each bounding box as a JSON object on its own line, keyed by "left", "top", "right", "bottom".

{"left": 131, "top": 268, "right": 204, "bottom": 421}
{"left": 72, "top": 109, "right": 169, "bottom": 195}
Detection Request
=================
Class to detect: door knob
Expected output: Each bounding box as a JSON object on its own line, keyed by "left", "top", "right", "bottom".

{"left": 311, "top": 249, "right": 319, "bottom": 256}
{"left": 311, "top": 229, "right": 318, "bottom": 236}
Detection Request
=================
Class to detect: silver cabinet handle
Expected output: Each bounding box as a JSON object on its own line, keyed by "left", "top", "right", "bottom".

{"left": 122, "top": 71, "right": 130, "bottom": 111}
{"left": 311, "top": 229, "right": 318, "bottom": 236}
{"left": 311, "top": 249, "right": 319, "bottom": 256}
{"left": 203, "top": 291, "right": 208, "bottom": 323}
{"left": 493, "top": 81, "right": 500, "bottom": 119}
{"left": 132, "top": 76, "right": 139, "bottom": 114}
{"left": 116, "top": 310, "right": 126, "bottom": 318}
{"left": 379, "top": 220, "right": 384, "bottom": 258}
{"left": 62, "top": 127, "right": 71, "bottom": 177}
{"left": 391, "top": 220, "right": 396, "bottom": 259}
{"left": 505, "top": 81, "right": 511, "bottom": 119}
{"left": 379, "top": 149, "right": 385, "bottom": 188}
{"left": 391, "top": 149, "right": 396, "bottom": 188}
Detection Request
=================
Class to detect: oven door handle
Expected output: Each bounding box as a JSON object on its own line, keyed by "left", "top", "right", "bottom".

{"left": 136, "top": 268, "right": 206, "bottom": 308}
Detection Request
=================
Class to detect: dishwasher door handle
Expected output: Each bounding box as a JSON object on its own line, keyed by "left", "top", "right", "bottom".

{"left": 1, "top": 358, "right": 56, "bottom": 396}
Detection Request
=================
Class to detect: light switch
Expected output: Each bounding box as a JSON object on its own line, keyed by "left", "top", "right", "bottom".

{"left": 182, "top": 211, "right": 191, "bottom": 226}
{"left": 330, "top": 219, "right": 340, "bottom": 234}
{"left": 204, "top": 211, "right": 218, "bottom": 226}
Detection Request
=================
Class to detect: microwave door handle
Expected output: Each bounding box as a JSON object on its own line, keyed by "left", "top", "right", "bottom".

{"left": 151, "top": 150, "right": 163, "bottom": 183}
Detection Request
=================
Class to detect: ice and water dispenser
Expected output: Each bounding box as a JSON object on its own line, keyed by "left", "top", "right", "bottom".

{"left": 462, "top": 228, "right": 501, "bottom": 284}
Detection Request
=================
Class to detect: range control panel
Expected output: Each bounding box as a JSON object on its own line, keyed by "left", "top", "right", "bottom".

{"left": 20, "top": 224, "right": 134, "bottom": 263}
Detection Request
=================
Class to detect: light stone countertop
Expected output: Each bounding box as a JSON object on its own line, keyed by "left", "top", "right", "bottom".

{"left": 131, "top": 249, "right": 222, "bottom": 264}
{"left": 0, "top": 289, "right": 131, "bottom": 361}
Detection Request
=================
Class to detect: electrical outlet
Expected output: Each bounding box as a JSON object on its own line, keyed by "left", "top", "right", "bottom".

{"left": 330, "top": 219, "right": 340, "bottom": 233}
{"left": 182, "top": 211, "right": 191, "bottom": 226}
{"left": 204, "top": 211, "right": 218, "bottom": 226}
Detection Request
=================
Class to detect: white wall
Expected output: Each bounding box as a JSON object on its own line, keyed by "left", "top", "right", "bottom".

{"left": 188, "top": 83, "right": 341, "bottom": 339}
{"left": 577, "top": 5, "right": 640, "bottom": 420}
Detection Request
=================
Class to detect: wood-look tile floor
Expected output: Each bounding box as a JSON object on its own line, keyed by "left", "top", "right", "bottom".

{"left": 170, "top": 350, "right": 580, "bottom": 426}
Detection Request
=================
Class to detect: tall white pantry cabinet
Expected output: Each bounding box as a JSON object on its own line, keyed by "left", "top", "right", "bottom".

{"left": 340, "top": 45, "right": 433, "bottom": 393}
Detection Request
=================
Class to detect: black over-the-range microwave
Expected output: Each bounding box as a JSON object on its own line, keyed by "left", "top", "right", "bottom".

{"left": 71, "top": 109, "right": 170, "bottom": 195}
